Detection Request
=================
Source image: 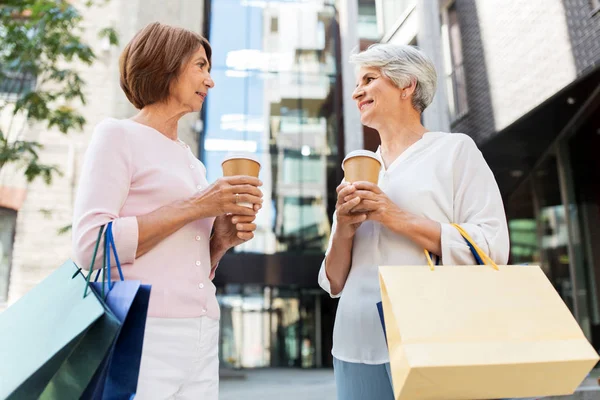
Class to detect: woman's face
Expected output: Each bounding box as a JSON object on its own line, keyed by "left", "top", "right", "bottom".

{"left": 352, "top": 66, "right": 403, "bottom": 128}
{"left": 170, "top": 45, "right": 214, "bottom": 112}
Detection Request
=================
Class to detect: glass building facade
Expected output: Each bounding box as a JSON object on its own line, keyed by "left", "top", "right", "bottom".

{"left": 503, "top": 84, "right": 600, "bottom": 353}
{"left": 201, "top": 0, "right": 343, "bottom": 368}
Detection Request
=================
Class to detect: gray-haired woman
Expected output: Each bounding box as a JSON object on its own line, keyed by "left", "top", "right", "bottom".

{"left": 318, "top": 44, "right": 509, "bottom": 398}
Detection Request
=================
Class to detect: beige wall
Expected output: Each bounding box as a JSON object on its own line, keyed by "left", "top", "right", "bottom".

{"left": 3, "top": 0, "right": 205, "bottom": 308}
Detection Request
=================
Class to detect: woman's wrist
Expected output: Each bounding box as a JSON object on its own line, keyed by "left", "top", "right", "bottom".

{"left": 185, "top": 194, "right": 210, "bottom": 220}
{"left": 382, "top": 206, "right": 412, "bottom": 234}
{"left": 209, "top": 233, "right": 230, "bottom": 269}
{"left": 387, "top": 211, "right": 442, "bottom": 255}
{"left": 210, "top": 232, "right": 229, "bottom": 254}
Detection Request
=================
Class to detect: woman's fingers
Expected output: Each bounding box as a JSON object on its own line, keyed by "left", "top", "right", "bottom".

{"left": 344, "top": 190, "right": 376, "bottom": 203}
{"left": 336, "top": 185, "right": 356, "bottom": 205}
{"left": 228, "top": 204, "right": 258, "bottom": 216}
{"left": 234, "top": 194, "right": 263, "bottom": 206}
{"left": 236, "top": 231, "right": 254, "bottom": 240}
{"left": 224, "top": 176, "right": 262, "bottom": 187}
{"left": 336, "top": 181, "right": 350, "bottom": 194}
{"left": 340, "top": 213, "right": 367, "bottom": 225}
{"left": 338, "top": 197, "right": 361, "bottom": 215}
{"left": 235, "top": 223, "right": 257, "bottom": 232}
{"left": 351, "top": 200, "right": 378, "bottom": 213}
{"left": 231, "top": 215, "right": 256, "bottom": 224}
{"left": 228, "top": 184, "right": 263, "bottom": 197}
{"left": 352, "top": 181, "right": 382, "bottom": 194}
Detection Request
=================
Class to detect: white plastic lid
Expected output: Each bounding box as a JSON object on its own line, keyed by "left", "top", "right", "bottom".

{"left": 221, "top": 152, "right": 261, "bottom": 169}
{"left": 342, "top": 150, "right": 381, "bottom": 171}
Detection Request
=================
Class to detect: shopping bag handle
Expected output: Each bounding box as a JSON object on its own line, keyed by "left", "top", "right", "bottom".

{"left": 97, "top": 221, "right": 125, "bottom": 291}
{"left": 79, "top": 222, "right": 125, "bottom": 298}
{"left": 423, "top": 223, "right": 499, "bottom": 271}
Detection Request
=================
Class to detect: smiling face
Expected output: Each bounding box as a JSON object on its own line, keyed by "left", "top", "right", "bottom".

{"left": 170, "top": 45, "right": 214, "bottom": 112}
{"left": 352, "top": 66, "right": 404, "bottom": 129}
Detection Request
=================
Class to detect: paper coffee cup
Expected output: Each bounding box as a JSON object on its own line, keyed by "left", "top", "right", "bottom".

{"left": 222, "top": 152, "right": 261, "bottom": 208}
{"left": 342, "top": 150, "right": 381, "bottom": 184}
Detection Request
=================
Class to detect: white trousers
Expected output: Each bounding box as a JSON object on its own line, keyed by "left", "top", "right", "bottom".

{"left": 135, "top": 316, "right": 220, "bottom": 400}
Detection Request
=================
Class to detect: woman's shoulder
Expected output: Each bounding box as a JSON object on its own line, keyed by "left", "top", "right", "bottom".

{"left": 93, "top": 117, "right": 133, "bottom": 136}
{"left": 430, "top": 131, "right": 481, "bottom": 153}
{"left": 91, "top": 118, "right": 148, "bottom": 146}
{"left": 86, "top": 118, "right": 137, "bottom": 156}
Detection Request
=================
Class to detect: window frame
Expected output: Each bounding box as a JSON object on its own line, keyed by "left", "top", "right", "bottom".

{"left": 440, "top": 0, "right": 469, "bottom": 122}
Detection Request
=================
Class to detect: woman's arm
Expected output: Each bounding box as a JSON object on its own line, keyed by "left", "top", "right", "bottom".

{"left": 72, "top": 120, "right": 262, "bottom": 270}
{"left": 346, "top": 136, "right": 509, "bottom": 264}
{"left": 135, "top": 179, "right": 261, "bottom": 259}
{"left": 318, "top": 183, "right": 366, "bottom": 297}
{"left": 438, "top": 136, "right": 509, "bottom": 265}
{"left": 345, "top": 183, "right": 442, "bottom": 255}
{"left": 322, "top": 218, "right": 356, "bottom": 296}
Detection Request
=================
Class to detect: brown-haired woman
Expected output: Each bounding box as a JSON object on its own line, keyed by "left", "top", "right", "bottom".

{"left": 71, "top": 22, "right": 263, "bottom": 399}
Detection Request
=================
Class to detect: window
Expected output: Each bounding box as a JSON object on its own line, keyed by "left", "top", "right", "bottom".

{"left": 0, "top": 22, "right": 37, "bottom": 98}
{"left": 441, "top": 1, "right": 468, "bottom": 121}
{"left": 0, "top": 208, "right": 17, "bottom": 303}
{"left": 270, "top": 16, "right": 279, "bottom": 33}
{"left": 0, "top": 68, "right": 36, "bottom": 97}
{"left": 357, "top": 0, "right": 379, "bottom": 40}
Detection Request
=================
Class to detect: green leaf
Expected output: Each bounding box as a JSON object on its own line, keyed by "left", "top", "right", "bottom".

{"left": 0, "top": 0, "right": 113, "bottom": 185}
{"left": 98, "top": 27, "right": 119, "bottom": 46}
{"left": 57, "top": 224, "right": 73, "bottom": 235}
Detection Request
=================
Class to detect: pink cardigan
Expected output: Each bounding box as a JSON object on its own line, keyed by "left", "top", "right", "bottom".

{"left": 72, "top": 118, "right": 218, "bottom": 319}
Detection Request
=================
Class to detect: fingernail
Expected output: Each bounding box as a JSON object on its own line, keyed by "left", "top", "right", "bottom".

{"left": 237, "top": 224, "right": 242, "bottom": 229}
{"left": 232, "top": 218, "right": 238, "bottom": 223}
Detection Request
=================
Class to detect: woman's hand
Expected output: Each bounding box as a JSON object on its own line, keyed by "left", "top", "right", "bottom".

{"left": 335, "top": 182, "right": 368, "bottom": 239}
{"left": 192, "top": 176, "right": 263, "bottom": 218}
{"left": 343, "top": 181, "right": 401, "bottom": 226}
{"left": 211, "top": 214, "right": 257, "bottom": 251}
{"left": 345, "top": 181, "right": 442, "bottom": 255}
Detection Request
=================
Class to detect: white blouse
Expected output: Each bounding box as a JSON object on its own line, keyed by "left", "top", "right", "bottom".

{"left": 318, "top": 132, "right": 510, "bottom": 364}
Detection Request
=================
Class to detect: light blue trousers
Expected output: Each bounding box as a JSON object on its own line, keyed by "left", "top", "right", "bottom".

{"left": 333, "top": 358, "right": 395, "bottom": 400}
{"left": 333, "top": 357, "right": 539, "bottom": 400}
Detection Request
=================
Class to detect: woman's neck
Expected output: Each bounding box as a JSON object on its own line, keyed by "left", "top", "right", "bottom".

{"left": 376, "top": 115, "right": 428, "bottom": 169}
{"left": 132, "top": 102, "right": 186, "bottom": 141}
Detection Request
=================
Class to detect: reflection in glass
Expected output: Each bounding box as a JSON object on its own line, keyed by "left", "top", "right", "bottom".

{"left": 532, "top": 154, "right": 574, "bottom": 312}
{"left": 506, "top": 180, "right": 539, "bottom": 266}
{"left": 204, "top": 0, "right": 340, "bottom": 255}
{"left": 218, "top": 285, "right": 323, "bottom": 369}
{"left": 567, "top": 115, "right": 600, "bottom": 349}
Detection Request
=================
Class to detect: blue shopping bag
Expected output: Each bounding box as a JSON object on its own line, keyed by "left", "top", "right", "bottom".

{"left": 83, "top": 222, "right": 151, "bottom": 400}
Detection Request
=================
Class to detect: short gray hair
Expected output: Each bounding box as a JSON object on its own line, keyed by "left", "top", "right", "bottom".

{"left": 350, "top": 44, "right": 437, "bottom": 113}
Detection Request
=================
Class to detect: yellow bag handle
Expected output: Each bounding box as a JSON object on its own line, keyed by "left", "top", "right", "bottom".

{"left": 423, "top": 223, "right": 499, "bottom": 271}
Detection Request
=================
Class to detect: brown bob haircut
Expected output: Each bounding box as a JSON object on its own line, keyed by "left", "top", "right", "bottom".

{"left": 119, "top": 22, "right": 212, "bottom": 109}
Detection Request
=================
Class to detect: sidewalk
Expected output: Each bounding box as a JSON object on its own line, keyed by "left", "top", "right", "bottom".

{"left": 219, "top": 368, "right": 336, "bottom": 400}
{"left": 219, "top": 368, "right": 600, "bottom": 400}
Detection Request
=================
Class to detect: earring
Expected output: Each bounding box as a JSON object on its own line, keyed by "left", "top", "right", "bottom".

{"left": 402, "top": 93, "right": 406, "bottom": 98}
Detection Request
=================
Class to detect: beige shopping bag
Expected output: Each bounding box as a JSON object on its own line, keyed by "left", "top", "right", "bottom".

{"left": 379, "top": 224, "right": 599, "bottom": 400}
